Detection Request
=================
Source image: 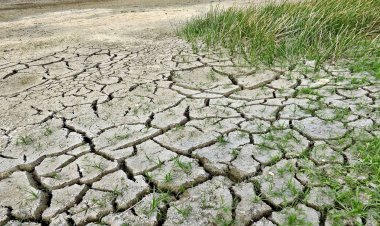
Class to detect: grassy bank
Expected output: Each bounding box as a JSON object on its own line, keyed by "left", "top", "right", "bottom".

{"left": 179, "top": 0, "right": 380, "bottom": 72}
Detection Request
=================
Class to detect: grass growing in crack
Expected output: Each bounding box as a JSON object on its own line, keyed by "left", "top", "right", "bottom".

{"left": 179, "top": 0, "right": 380, "bottom": 70}
{"left": 349, "top": 55, "right": 380, "bottom": 79}
{"left": 164, "top": 172, "right": 173, "bottom": 183}
{"left": 175, "top": 205, "right": 192, "bottom": 219}
{"left": 16, "top": 135, "right": 34, "bottom": 146}
{"left": 26, "top": 189, "right": 40, "bottom": 201}
{"left": 207, "top": 70, "right": 218, "bottom": 81}
{"left": 146, "top": 192, "right": 170, "bottom": 219}
{"left": 217, "top": 135, "right": 228, "bottom": 145}
{"left": 230, "top": 149, "right": 239, "bottom": 158}
{"left": 43, "top": 127, "right": 53, "bottom": 136}
{"left": 86, "top": 161, "right": 105, "bottom": 172}
{"left": 300, "top": 137, "right": 380, "bottom": 223}
{"left": 174, "top": 157, "right": 192, "bottom": 174}
{"left": 285, "top": 213, "right": 311, "bottom": 226}
{"left": 297, "top": 87, "right": 319, "bottom": 96}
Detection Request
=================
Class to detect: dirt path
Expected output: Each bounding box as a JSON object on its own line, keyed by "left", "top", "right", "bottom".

{"left": 0, "top": 1, "right": 379, "bottom": 225}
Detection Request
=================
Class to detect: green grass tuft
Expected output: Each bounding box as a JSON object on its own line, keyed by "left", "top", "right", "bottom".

{"left": 180, "top": 0, "right": 380, "bottom": 69}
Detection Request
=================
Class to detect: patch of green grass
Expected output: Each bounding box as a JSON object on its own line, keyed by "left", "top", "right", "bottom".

{"left": 174, "top": 157, "right": 193, "bottom": 174}
{"left": 164, "top": 172, "right": 173, "bottom": 183}
{"left": 349, "top": 56, "right": 380, "bottom": 79}
{"left": 297, "top": 87, "right": 319, "bottom": 96}
{"left": 217, "top": 135, "right": 228, "bottom": 145}
{"left": 175, "top": 205, "right": 192, "bottom": 219}
{"left": 180, "top": 0, "right": 380, "bottom": 69}
{"left": 16, "top": 135, "right": 34, "bottom": 146}
{"left": 301, "top": 137, "right": 380, "bottom": 222}
{"left": 285, "top": 213, "right": 311, "bottom": 226}
{"left": 43, "top": 127, "right": 53, "bottom": 136}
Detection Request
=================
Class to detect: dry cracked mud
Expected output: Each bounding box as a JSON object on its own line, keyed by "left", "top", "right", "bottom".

{"left": 0, "top": 0, "right": 379, "bottom": 226}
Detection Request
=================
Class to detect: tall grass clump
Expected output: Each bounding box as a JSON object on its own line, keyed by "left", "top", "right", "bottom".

{"left": 180, "top": 0, "right": 380, "bottom": 68}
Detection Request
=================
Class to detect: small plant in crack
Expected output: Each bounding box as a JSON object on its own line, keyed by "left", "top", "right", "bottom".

{"left": 148, "top": 192, "right": 170, "bottom": 216}
{"left": 91, "top": 197, "right": 107, "bottom": 208}
{"left": 109, "top": 186, "right": 123, "bottom": 198}
{"left": 286, "top": 179, "right": 300, "bottom": 196}
{"left": 26, "top": 189, "right": 40, "bottom": 201}
{"left": 286, "top": 213, "right": 310, "bottom": 226}
{"left": 86, "top": 161, "right": 106, "bottom": 172}
{"left": 217, "top": 135, "right": 228, "bottom": 145}
{"left": 34, "top": 142, "right": 43, "bottom": 151}
{"left": 174, "top": 158, "right": 192, "bottom": 174}
{"left": 144, "top": 153, "right": 153, "bottom": 162}
{"left": 216, "top": 197, "right": 232, "bottom": 213}
{"left": 250, "top": 194, "right": 262, "bottom": 204}
{"left": 114, "top": 133, "right": 131, "bottom": 141}
{"left": 207, "top": 70, "right": 218, "bottom": 81}
{"left": 303, "top": 104, "right": 315, "bottom": 115}
{"left": 237, "top": 130, "right": 248, "bottom": 139}
{"left": 156, "top": 158, "right": 165, "bottom": 168}
{"left": 230, "top": 149, "right": 240, "bottom": 158}
{"left": 332, "top": 107, "right": 350, "bottom": 121}
{"left": 175, "top": 204, "right": 192, "bottom": 219}
{"left": 164, "top": 172, "right": 173, "bottom": 183}
{"left": 16, "top": 135, "right": 34, "bottom": 146}
{"left": 173, "top": 124, "right": 185, "bottom": 131}
{"left": 213, "top": 215, "right": 234, "bottom": 226}
{"left": 201, "top": 192, "right": 213, "bottom": 209}
{"left": 43, "top": 127, "right": 53, "bottom": 136}
{"left": 297, "top": 87, "right": 319, "bottom": 96}
{"left": 47, "top": 171, "right": 61, "bottom": 180}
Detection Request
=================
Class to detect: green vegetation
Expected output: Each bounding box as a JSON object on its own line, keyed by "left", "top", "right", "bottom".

{"left": 180, "top": 0, "right": 380, "bottom": 69}
{"left": 301, "top": 137, "right": 380, "bottom": 223}
{"left": 174, "top": 157, "right": 193, "bottom": 174}
{"left": 16, "top": 135, "right": 34, "bottom": 146}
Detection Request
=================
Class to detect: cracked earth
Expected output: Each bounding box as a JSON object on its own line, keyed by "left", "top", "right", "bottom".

{"left": 0, "top": 1, "right": 379, "bottom": 226}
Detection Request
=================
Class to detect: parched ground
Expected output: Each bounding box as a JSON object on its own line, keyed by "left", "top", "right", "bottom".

{"left": 0, "top": 1, "right": 379, "bottom": 226}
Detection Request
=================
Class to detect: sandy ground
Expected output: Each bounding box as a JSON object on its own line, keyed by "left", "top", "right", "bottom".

{"left": 0, "top": 0, "right": 252, "bottom": 61}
